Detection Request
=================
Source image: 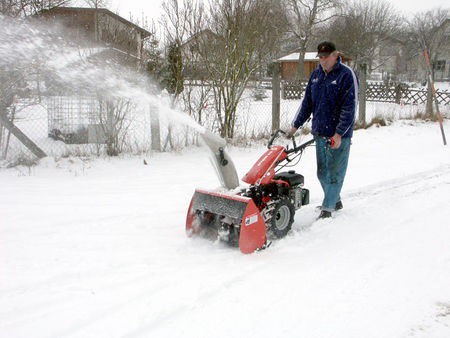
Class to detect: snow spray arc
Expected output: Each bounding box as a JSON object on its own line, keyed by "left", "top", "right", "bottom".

{"left": 0, "top": 15, "right": 206, "bottom": 155}
{"left": 0, "top": 16, "right": 238, "bottom": 190}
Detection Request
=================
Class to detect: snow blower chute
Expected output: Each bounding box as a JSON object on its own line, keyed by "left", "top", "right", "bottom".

{"left": 186, "top": 130, "right": 315, "bottom": 254}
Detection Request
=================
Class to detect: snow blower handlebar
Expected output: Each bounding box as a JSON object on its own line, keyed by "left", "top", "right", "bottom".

{"left": 287, "top": 137, "right": 316, "bottom": 154}
{"left": 268, "top": 129, "right": 315, "bottom": 154}
{"left": 268, "top": 129, "right": 287, "bottom": 148}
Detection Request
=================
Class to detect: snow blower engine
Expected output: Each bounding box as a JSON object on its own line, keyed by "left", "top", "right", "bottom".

{"left": 186, "top": 129, "right": 315, "bottom": 254}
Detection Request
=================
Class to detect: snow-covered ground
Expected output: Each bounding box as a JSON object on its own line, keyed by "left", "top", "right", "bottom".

{"left": 1, "top": 119, "right": 450, "bottom": 337}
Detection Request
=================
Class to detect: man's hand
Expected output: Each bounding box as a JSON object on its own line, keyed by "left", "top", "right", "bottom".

{"left": 285, "top": 127, "right": 297, "bottom": 139}
{"left": 331, "top": 133, "right": 341, "bottom": 149}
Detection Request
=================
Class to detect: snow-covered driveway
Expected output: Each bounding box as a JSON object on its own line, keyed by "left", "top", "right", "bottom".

{"left": 1, "top": 121, "right": 450, "bottom": 338}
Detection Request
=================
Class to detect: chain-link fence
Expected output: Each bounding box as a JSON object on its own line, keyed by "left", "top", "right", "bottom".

{"left": 0, "top": 90, "right": 284, "bottom": 164}
{"left": 0, "top": 86, "right": 303, "bottom": 165}
{"left": 0, "top": 96, "right": 169, "bottom": 165}
{"left": 5, "top": 79, "right": 448, "bottom": 166}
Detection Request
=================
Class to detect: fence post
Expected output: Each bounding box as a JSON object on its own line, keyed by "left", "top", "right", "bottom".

{"left": 150, "top": 107, "right": 161, "bottom": 151}
{"left": 272, "top": 62, "right": 281, "bottom": 133}
{"left": 106, "top": 100, "right": 116, "bottom": 156}
{"left": 0, "top": 116, "right": 3, "bottom": 154}
{"left": 0, "top": 105, "right": 47, "bottom": 159}
{"left": 358, "top": 63, "right": 367, "bottom": 128}
{"left": 395, "top": 84, "right": 402, "bottom": 104}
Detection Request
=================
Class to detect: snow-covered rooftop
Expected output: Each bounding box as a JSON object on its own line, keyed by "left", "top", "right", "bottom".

{"left": 278, "top": 52, "right": 318, "bottom": 62}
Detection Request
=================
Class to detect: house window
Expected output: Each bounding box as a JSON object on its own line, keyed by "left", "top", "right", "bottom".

{"left": 434, "top": 60, "right": 445, "bottom": 72}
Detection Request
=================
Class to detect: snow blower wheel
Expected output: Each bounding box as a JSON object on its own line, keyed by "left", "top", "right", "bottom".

{"left": 269, "top": 199, "right": 295, "bottom": 238}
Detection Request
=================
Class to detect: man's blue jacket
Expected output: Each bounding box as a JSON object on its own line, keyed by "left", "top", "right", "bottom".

{"left": 292, "top": 58, "right": 358, "bottom": 138}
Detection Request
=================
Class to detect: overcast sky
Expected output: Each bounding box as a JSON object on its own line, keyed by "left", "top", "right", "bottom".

{"left": 107, "top": 0, "right": 448, "bottom": 22}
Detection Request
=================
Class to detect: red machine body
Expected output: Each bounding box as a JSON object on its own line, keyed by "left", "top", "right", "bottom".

{"left": 186, "top": 131, "right": 315, "bottom": 254}
{"left": 242, "top": 146, "right": 287, "bottom": 185}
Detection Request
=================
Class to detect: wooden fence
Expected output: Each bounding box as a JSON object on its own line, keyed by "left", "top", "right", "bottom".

{"left": 282, "top": 81, "right": 450, "bottom": 106}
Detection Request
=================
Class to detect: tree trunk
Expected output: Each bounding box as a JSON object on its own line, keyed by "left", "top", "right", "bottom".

{"left": 296, "top": 44, "right": 307, "bottom": 80}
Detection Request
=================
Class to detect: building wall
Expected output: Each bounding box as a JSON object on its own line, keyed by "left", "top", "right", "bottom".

{"left": 435, "top": 19, "right": 450, "bottom": 81}
{"left": 37, "top": 9, "right": 96, "bottom": 42}
{"left": 98, "top": 13, "right": 142, "bottom": 59}
{"left": 36, "top": 8, "right": 148, "bottom": 69}
{"left": 280, "top": 61, "right": 318, "bottom": 81}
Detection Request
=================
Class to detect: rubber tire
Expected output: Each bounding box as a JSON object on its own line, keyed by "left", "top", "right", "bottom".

{"left": 270, "top": 198, "right": 295, "bottom": 238}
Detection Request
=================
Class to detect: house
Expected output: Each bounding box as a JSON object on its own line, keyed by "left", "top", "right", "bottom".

{"left": 370, "top": 36, "right": 407, "bottom": 82}
{"left": 433, "top": 17, "right": 450, "bottom": 81}
{"left": 375, "top": 17, "right": 450, "bottom": 83}
{"left": 35, "top": 7, "right": 152, "bottom": 68}
{"left": 32, "top": 7, "right": 153, "bottom": 145}
{"left": 181, "top": 29, "right": 222, "bottom": 79}
{"left": 277, "top": 51, "right": 351, "bottom": 81}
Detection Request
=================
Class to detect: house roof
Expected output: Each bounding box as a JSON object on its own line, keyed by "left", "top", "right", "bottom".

{"left": 38, "top": 7, "right": 152, "bottom": 38}
{"left": 277, "top": 52, "right": 319, "bottom": 62}
{"left": 182, "top": 29, "right": 222, "bottom": 47}
{"left": 277, "top": 51, "right": 352, "bottom": 63}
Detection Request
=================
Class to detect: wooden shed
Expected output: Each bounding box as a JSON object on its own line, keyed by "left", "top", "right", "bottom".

{"left": 277, "top": 51, "right": 351, "bottom": 81}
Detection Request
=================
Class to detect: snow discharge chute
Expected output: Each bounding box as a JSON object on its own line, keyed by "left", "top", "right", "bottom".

{"left": 200, "top": 130, "right": 239, "bottom": 190}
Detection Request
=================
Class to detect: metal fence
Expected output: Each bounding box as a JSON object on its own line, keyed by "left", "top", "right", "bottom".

{"left": 0, "top": 96, "right": 157, "bottom": 164}
{"left": 0, "top": 90, "right": 287, "bottom": 165}
{"left": 2, "top": 79, "right": 449, "bottom": 166}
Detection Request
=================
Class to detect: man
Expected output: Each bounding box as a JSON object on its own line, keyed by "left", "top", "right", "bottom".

{"left": 286, "top": 41, "right": 358, "bottom": 219}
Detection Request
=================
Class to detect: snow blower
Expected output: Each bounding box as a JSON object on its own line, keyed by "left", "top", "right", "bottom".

{"left": 186, "top": 129, "right": 315, "bottom": 254}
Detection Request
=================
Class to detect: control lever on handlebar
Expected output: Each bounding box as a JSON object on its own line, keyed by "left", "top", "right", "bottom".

{"left": 268, "top": 129, "right": 286, "bottom": 148}
{"left": 268, "top": 129, "right": 300, "bottom": 150}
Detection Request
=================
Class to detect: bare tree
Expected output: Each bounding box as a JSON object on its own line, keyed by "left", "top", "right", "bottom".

{"left": 161, "top": 0, "right": 211, "bottom": 147}
{"left": 160, "top": 0, "right": 202, "bottom": 97}
{"left": 160, "top": 0, "right": 287, "bottom": 139}
{"left": 327, "top": 0, "right": 401, "bottom": 74}
{"left": 408, "top": 8, "right": 449, "bottom": 79}
{"left": 1, "top": 0, "right": 71, "bottom": 17}
{"left": 97, "top": 96, "right": 133, "bottom": 156}
{"left": 408, "top": 8, "right": 449, "bottom": 115}
{"left": 83, "top": 0, "right": 109, "bottom": 9}
{"left": 285, "top": 0, "right": 340, "bottom": 80}
{"left": 161, "top": 0, "right": 198, "bottom": 44}
{"left": 202, "top": 0, "right": 287, "bottom": 138}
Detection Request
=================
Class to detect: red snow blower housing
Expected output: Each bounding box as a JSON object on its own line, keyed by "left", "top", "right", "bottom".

{"left": 186, "top": 130, "right": 315, "bottom": 254}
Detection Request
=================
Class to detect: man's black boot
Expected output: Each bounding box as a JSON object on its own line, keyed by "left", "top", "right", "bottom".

{"left": 318, "top": 210, "right": 332, "bottom": 219}
{"left": 316, "top": 201, "right": 343, "bottom": 212}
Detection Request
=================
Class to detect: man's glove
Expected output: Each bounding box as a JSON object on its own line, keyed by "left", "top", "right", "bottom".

{"left": 285, "top": 127, "right": 297, "bottom": 139}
